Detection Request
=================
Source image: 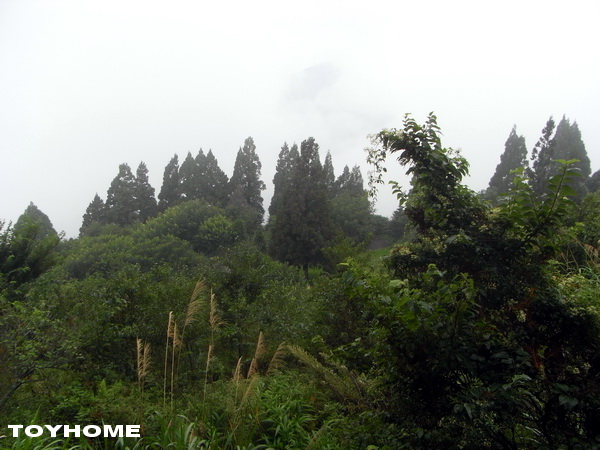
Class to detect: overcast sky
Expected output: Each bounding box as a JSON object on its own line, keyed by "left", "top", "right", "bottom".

{"left": 1, "top": 0, "right": 599, "bottom": 237}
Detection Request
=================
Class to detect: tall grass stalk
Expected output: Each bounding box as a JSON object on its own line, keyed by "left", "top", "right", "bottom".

{"left": 208, "top": 289, "right": 223, "bottom": 345}
{"left": 136, "top": 337, "right": 151, "bottom": 393}
{"left": 170, "top": 320, "right": 182, "bottom": 412}
{"left": 163, "top": 311, "right": 173, "bottom": 409}
{"left": 266, "top": 341, "right": 288, "bottom": 375}
{"left": 247, "top": 331, "right": 266, "bottom": 378}
{"left": 202, "top": 343, "right": 213, "bottom": 405}
{"left": 176, "top": 280, "right": 206, "bottom": 375}
{"left": 232, "top": 356, "right": 244, "bottom": 403}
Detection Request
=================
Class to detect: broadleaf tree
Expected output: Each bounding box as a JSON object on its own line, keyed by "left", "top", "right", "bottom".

{"left": 361, "top": 112, "right": 600, "bottom": 447}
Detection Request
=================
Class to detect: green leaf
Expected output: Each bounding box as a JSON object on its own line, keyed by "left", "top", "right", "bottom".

{"left": 559, "top": 394, "right": 579, "bottom": 410}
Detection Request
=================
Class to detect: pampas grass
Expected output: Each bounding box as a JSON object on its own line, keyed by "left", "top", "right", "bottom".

{"left": 247, "top": 331, "right": 266, "bottom": 378}
{"left": 266, "top": 341, "right": 288, "bottom": 375}
{"left": 163, "top": 311, "right": 174, "bottom": 409}
{"left": 160, "top": 280, "right": 208, "bottom": 411}
{"left": 136, "top": 338, "right": 151, "bottom": 393}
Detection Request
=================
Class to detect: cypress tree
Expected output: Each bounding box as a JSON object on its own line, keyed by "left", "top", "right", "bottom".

{"left": 203, "top": 150, "right": 229, "bottom": 207}
{"left": 323, "top": 151, "right": 336, "bottom": 198}
{"left": 269, "top": 137, "right": 334, "bottom": 279}
{"left": 331, "top": 165, "right": 372, "bottom": 242}
{"left": 335, "top": 165, "right": 351, "bottom": 194}
{"left": 529, "top": 117, "right": 556, "bottom": 198}
{"left": 105, "top": 163, "right": 137, "bottom": 226}
{"left": 531, "top": 116, "right": 591, "bottom": 198}
{"left": 158, "top": 154, "right": 180, "bottom": 211}
{"left": 347, "top": 166, "right": 366, "bottom": 196}
{"left": 487, "top": 125, "right": 528, "bottom": 200}
{"left": 80, "top": 194, "right": 106, "bottom": 235}
{"left": 587, "top": 170, "right": 600, "bottom": 193}
{"left": 228, "top": 137, "right": 266, "bottom": 231}
{"left": 179, "top": 151, "right": 201, "bottom": 201}
{"left": 15, "top": 202, "right": 58, "bottom": 239}
{"left": 269, "top": 142, "right": 299, "bottom": 217}
{"left": 549, "top": 117, "right": 590, "bottom": 198}
{"left": 134, "top": 161, "right": 157, "bottom": 222}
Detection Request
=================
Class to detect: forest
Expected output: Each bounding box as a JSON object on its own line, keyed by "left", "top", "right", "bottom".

{"left": 1, "top": 113, "right": 599, "bottom": 449}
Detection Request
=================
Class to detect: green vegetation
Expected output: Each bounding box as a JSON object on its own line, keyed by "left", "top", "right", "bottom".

{"left": 2, "top": 117, "right": 599, "bottom": 448}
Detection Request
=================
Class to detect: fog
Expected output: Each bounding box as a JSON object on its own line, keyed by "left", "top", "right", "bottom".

{"left": 1, "top": 0, "right": 598, "bottom": 237}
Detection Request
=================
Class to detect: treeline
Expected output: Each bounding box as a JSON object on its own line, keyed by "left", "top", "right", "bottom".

{"left": 80, "top": 136, "right": 393, "bottom": 276}
{"left": 80, "top": 138, "right": 262, "bottom": 234}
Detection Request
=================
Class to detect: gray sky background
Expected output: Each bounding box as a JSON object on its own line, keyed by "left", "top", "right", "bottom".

{"left": 1, "top": 0, "right": 599, "bottom": 237}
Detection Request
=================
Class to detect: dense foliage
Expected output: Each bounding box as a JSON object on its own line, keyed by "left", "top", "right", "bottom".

{"left": 1, "top": 114, "right": 598, "bottom": 449}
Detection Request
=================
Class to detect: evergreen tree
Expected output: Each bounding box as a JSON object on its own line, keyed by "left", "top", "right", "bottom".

{"left": 134, "top": 161, "right": 157, "bottom": 222}
{"left": 389, "top": 206, "right": 408, "bottom": 240}
{"left": 331, "top": 165, "right": 372, "bottom": 242}
{"left": 80, "top": 194, "right": 106, "bottom": 235}
{"left": 202, "top": 150, "right": 230, "bottom": 207}
{"left": 15, "top": 202, "right": 58, "bottom": 239}
{"left": 179, "top": 151, "right": 202, "bottom": 201}
{"left": 487, "top": 126, "right": 528, "bottom": 201}
{"left": 105, "top": 163, "right": 137, "bottom": 226}
{"left": 334, "top": 165, "right": 365, "bottom": 196}
{"left": 531, "top": 116, "right": 591, "bottom": 198}
{"left": 549, "top": 117, "right": 590, "bottom": 197}
{"left": 269, "top": 137, "right": 333, "bottom": 279}
{"left": 348, "top": 166, "right": 366, "bottom": 196}
{"left": 587, "top": 169, "right": 600, "bottom": 193}
{"left": 158, "top": 154, "right": 180, "bottom": 211}
{"left": 323, "top": 151, "right": 336, "bottom": 197}
{"left": 335, "top": 165, "right": 351, "bottom": 194}
{"left": 269, "top": 142, "right": 299, "bottom": 217}
{"left": 529, "top": 117, "right": 556, "bottom": 197}
{"left": 228, "top": 137, "right": 266, "bottom": 231}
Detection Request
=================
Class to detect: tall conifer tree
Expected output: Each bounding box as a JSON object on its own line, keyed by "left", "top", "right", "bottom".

{"left": 487, "top": 126, "right": 528, "bottom": 200}
{"left": 531, "top": 116, "right": 591, "bottom": 198}
{"left": 158, "top": 154, "right": 180, "bottom": 211}
{"left": 323, "top": 151, "right": 336, "bottom": 198}
{"left": 331, "top": 165, "right": 371, "bottom": 242}
{"left": 134, "top": 161, "right": 157, "bottom": 222}
{"left": 228, "top": 137, "right": 266, "bottom": 230}
{"left": 529, "top": 117, "right": 556, "bottom": 198}
{"left": 179, "top": 151, "right": 201, "bottom": 201}
{"left": 15, "top": 203, "right": 58, "bottom": 239}
{"left": 269, "top": 142, "right": 299, "bottom": 217}
{"left": 80, "top": 194, "right": 106, "bottom": 235}
{"left": 587, "top": 170, "right": 600, "bottom": 193}
{"left": 105, "top": 163, "right": 137, "bottom": 226}
{"left": 269, "top": 137, "right": 333, "bottom": 279}
{"left": 202, "top": 150, "right": 229, "bottom": 207}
